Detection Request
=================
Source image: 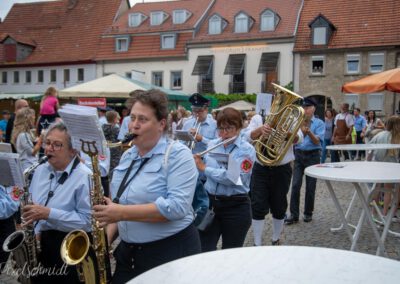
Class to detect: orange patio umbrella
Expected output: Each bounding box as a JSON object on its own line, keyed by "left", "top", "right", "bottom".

{"left": 342, "top": 67, "right": 400, "bottom": 94}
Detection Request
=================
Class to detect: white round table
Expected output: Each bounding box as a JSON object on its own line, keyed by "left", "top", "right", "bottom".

{"left": 326, "top": 143, "right": 400, "bottom": 151}
{"left": 128, "top": 246, "right": 400, "bottom": 284}
{"left": 305, "top": 162, "right": 400, "bottom": 256}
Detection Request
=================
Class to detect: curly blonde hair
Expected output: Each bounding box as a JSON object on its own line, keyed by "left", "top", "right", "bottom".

{"left": 11, "top": 108, "right": 36, "bottom": 146}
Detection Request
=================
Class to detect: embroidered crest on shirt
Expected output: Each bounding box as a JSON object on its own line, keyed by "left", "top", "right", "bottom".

{"left": 10, "top": 186, "right": 23, "bottom": 201}
{"left": 98, "top": 154, "right": 106, "bottom": 161}
{"left": 241, "top": 159, "right": 253, "bottom": 173}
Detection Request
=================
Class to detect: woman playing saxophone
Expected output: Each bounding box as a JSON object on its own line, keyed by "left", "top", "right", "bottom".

{"left": 22, "top": 122, "right": 91, "bottom": 284}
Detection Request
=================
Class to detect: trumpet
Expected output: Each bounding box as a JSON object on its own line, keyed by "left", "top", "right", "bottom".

{"left": 188, "top": 117, "right": 201, "bottom": 151}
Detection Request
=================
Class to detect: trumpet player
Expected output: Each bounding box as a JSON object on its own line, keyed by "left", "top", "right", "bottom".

{"left": 247, "top": 104, "right": 304, "bottom": 246}
{"left": 182, "top": 93, "right": 217, "bottom": 226}
{"left": 22, "top": 122, "right": 91, "bottom": 284}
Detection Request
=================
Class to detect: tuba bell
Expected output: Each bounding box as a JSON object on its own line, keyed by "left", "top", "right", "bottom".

{"left": 254, "top": 83, "right": 305, "bottom": 166}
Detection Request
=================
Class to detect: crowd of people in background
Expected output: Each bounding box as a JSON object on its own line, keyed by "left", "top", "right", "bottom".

{"left": 1, "top": 86, "right": 399, "bottom": 283}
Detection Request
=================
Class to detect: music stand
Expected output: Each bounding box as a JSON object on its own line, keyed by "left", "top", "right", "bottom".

{"left": 0, "top": 152, "right": 25, "bottom": 188}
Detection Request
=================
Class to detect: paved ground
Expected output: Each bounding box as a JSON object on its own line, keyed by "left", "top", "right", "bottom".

{"left": 1, "top": 175, "right": 399, "bottom": 283}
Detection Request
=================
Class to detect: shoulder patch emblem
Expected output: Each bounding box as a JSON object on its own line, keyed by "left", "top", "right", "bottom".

{"left": 11, "top": 186, "right": 23, "bottom": 201}
{"left": 241, "top": 159, "right": 253, "bottom": 173}
{"left": 98, "top": 154, "right": 106, "bottom": 161}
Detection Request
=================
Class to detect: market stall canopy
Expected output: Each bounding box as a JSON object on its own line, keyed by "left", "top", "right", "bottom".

{"left": 342, "top": 67, "right": 400, "bottom": 94}
{"left": 58, "top": 74, "right": 189, "bottom": 101}
{"left": 216, "top": 100, "right": 255, "bottom": 111}
{"left": 0, "top": 93, "right": 42, "bottom": 100}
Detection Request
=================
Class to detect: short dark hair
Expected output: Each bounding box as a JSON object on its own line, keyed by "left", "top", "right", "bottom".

{"left": 217, "top": 107, "right": 243, "bottom": 129}
{"left": 129, "top": 89, "right": 169, "bottom": 121}
{"left": 45, "top": 121, "right": 73, "bottom": 150}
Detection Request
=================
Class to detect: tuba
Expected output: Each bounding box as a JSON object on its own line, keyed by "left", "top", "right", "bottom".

{"left": 2, "top": 156, "right": 49, "bottom": 284}
{"left": 254, "top": 83, "right": 305, "bottom": 166}
{"left": 60, "top": 140, "right": 111, "bottom": 284}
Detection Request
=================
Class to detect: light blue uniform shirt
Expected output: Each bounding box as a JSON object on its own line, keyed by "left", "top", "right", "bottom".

{"left": 203, "top": 136, "right": 256, "bottom": 196}
{"left": 80, "top": 147, "right": 110, "bottom": 177}
{"left": 111, "top": 135, "right": 198, "bottom": 243}
{"left": 182, "top": 114, "right": 217, "bottom": 154}
{"left": 118, "top": 116, "right": 131, "bottom": 140}
{"left": 354, "top": 115, "right": 367, "bottom": 132}
{"left": 29, "top": 157, "right": 92, "bottom": 234}
{"left": 295, "top": 116, "right": 325, "bottom": 151}
{"left": 0, "top": 186, "right": 19, "bottom": 219}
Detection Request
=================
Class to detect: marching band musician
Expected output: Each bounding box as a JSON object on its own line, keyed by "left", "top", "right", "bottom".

{"left": 181, "top": 93, "right": 217, "bottom": 226}
{"left": 93, "top": 90, "right": 200, "bottom": 283}
{"left": 193, "top": 107, "right": 256, "bottom": 251}
{"left": 247, "top": 108, "right": 304, "bottom": 246}
{"left": 22, "top": 122, "right": 92, "bottom": 284}
{"left": 0, "top": 185, "right": 19, "bottom": 273}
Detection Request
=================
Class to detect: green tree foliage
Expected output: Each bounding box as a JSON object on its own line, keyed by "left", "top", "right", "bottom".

{"left": 205, "top": 93, "right": 257, "bottom": 107}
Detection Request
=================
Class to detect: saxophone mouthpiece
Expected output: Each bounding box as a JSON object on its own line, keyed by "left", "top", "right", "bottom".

{"left": 121, "top": 133, "right": 138, "bottom": 144}
{"left": 39, "top": 156, "right": 49, "bottom": 164}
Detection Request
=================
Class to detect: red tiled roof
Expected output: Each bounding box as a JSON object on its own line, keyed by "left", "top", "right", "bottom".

{"left": 294, "top": 0, "right": 400, "bottom": 52}
{"left": 0, "top": 33, "right": 36, "bottom": 47}
{"left": 96, "top": 32, "right": 192, "bottom": 61}
{"left": 96, "top": 0, "right": 213, "bottom": 61}
{"left": 0, "top": 0, "right": 123, "bottom": 66}
{"left": 190, "top": 0, "right": 303, "bottom": 44}
{"left": 105, "top": 0, "right": 213, "bottom": 35}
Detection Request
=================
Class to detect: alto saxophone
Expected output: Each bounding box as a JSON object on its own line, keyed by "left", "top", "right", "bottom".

{"left": 2, "top": 156, "right": 49, "bottom": 284}
{"left": 60, "top": 140, "right": 111, "bottom": 284}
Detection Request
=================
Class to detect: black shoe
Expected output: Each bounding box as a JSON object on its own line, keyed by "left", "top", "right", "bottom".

{"left": 284, "top": 216, "right": 299, "bottom": 225}
{"left": 303, "top": 215, "right": 313, "bottom": 222}
{"left": 271, "top": 239, "right": 280, "bottom": 246}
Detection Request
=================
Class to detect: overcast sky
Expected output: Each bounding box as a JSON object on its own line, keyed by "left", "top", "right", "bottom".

{"left": 0, "top": 0, "right": 172, "bottom": 21}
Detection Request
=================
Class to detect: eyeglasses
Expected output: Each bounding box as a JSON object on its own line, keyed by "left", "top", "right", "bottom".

{"left": 191, "top": 108, "right": 206, "bottom": 113}
{"left": 217, "top": 126, "right": 236, "bottom": 133}
{"left": 43, "top": 141, "right": 63, "bottom": 151}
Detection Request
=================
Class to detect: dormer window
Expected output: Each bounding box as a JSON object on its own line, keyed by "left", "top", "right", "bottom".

{"left": 260, "top": 9, "right": 279, "bottom": 31}
{"left": 161, "top": 34, "right": 176, "bottom": 49}
{"left": 309, "top": 14, "right": 336, "bottom": 46}
{"left": 208, "top": 14, "right": 227, "bottom": 35}
{"left": 173, "top": 9, "right": 191, "bottom": 24}
{"left": 151, "top": 11, "right": 168, "bottom": 26}
{"left": 235, "top": 12, "right": 253, "bottom": 33}
{"left": 115, "top": 37, "right": 129, "bottom": 52}
{"left": 129, "top": 13, "right": 146, "bottom": 27}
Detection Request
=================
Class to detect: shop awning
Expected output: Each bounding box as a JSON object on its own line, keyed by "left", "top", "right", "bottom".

{"left": 192, "top": 55, "right": 214, "bottom": 75}
{"left": 224, "top": 54, "right": 246, "bottom": 75}
{"left": 0, "top": 93, "right": 42, "bottom": 100}
{"left": 257, "top": 52, "right": 280, "bottom": 73}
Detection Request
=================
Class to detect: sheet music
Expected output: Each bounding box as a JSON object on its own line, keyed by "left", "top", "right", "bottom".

{"left": 58, "top": 104, "right": 106, "bottom": 155}
{"left": 256, "top": 93, "right": 273, "bottom": 115}
{"left": 0, "top": 152, "right": 25, "bottom": 187}
{"left": 0, "top": 142, "right": 12, "bottom": 153}
{"left": 175, "top": 130, "right": 195, "bottom": 142}
{"left": 208, "top": 152, "right": 242, "bottom": 185}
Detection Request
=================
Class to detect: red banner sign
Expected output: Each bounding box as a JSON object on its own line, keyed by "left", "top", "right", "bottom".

{"left": 77, "top": 98, "right": 106, "bottom": 108}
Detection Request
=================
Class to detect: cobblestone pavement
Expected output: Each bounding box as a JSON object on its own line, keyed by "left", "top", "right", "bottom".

{"left": 2, "top": 177, "right": 399, "bottom": 283}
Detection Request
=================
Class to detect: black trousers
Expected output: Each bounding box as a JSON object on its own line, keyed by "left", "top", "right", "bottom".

{"left": 199, "top": 195, "right": 251, "bottom": 252}
{"left": 112, "top": 223, "right": 201, "bottom": 284}
{"left": 0, "top": 216, "right": 15, "bottom": 274}
{"left": 250, "top": 162, "right": 292, "bottom": 220}
{"left": 101, "top": 176, "right": 110, "bottom": 198}
{"left": 32, "top": 230, "right": 81, "bottom": 284}
{"left": 289, "top": 150, "right": 321, "bottom": 218}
